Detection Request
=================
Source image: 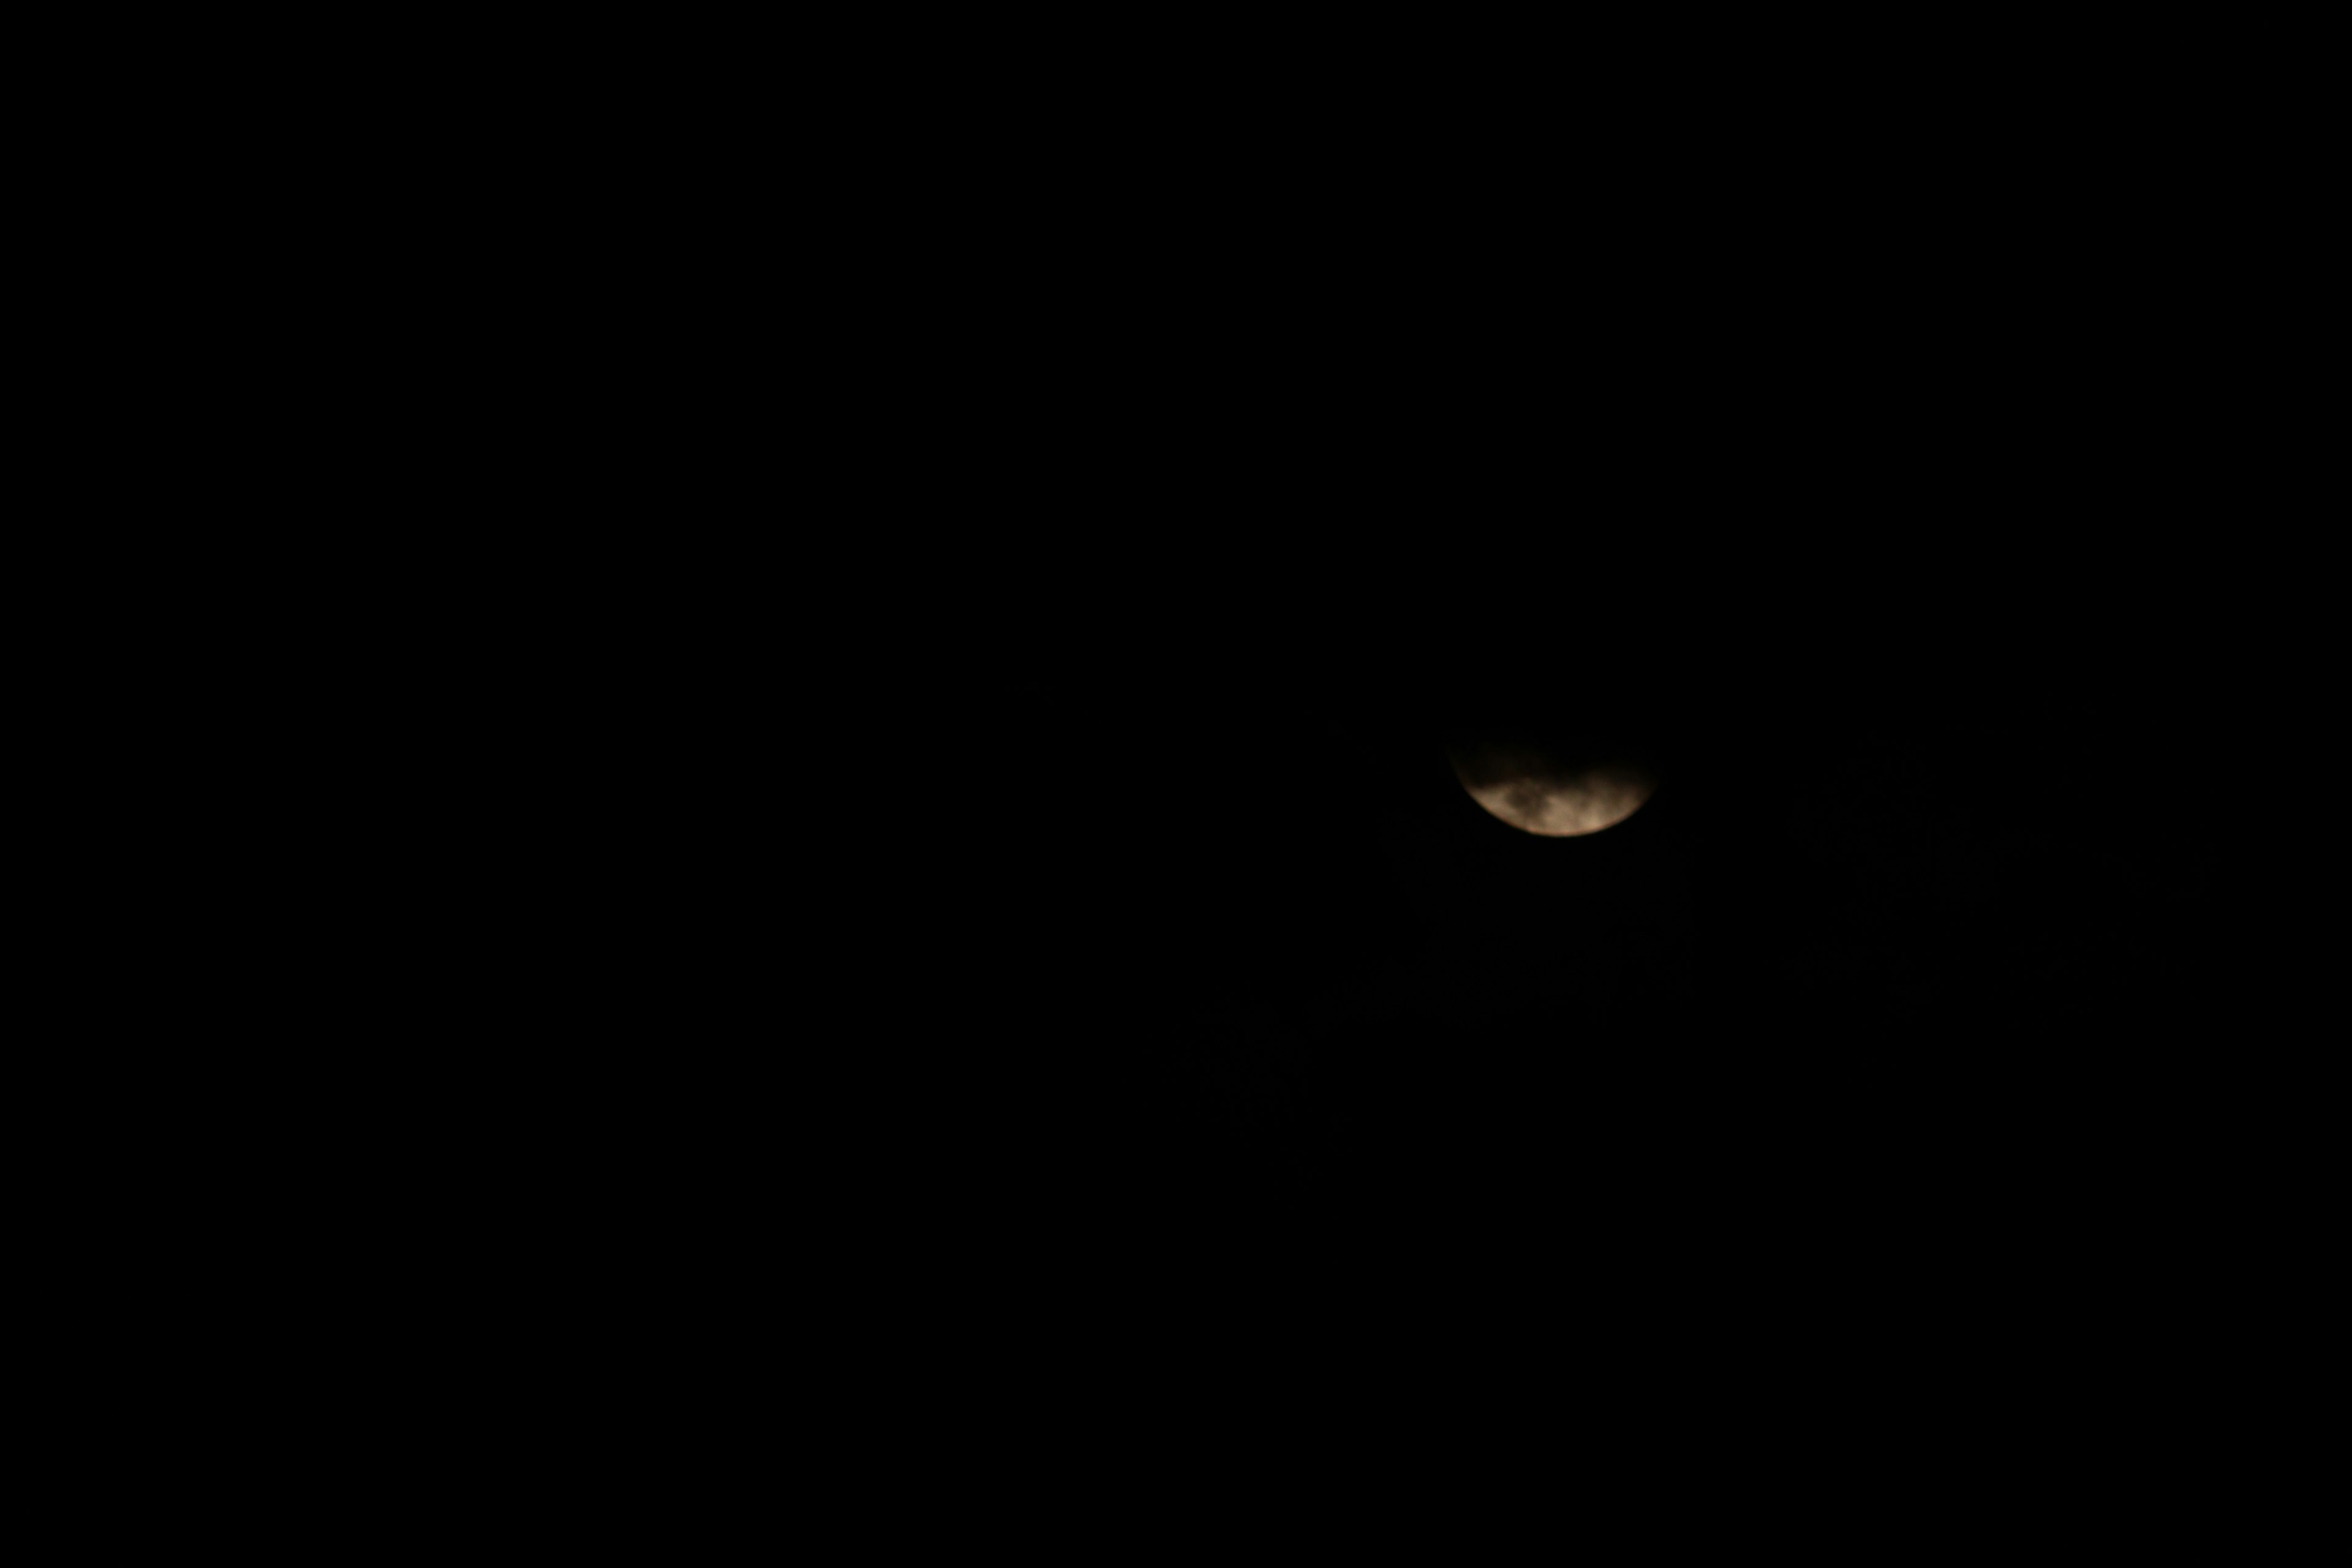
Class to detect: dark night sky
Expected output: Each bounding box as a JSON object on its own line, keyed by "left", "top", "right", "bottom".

{"left": 374, "top": 24, "right": 2314, "bottom": 1448}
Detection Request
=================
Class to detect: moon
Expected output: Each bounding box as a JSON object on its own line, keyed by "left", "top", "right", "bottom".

{"left": 1446, "top": 739, "right": 1657, "bottom": 837}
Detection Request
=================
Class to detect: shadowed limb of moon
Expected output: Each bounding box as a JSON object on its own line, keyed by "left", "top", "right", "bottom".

{"left": 1446, "top": 741, "right": 1657, "bottom": 837}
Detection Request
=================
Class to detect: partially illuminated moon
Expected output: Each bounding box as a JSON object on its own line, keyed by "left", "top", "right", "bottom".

{"left": 1446, "top": 741, "right": 1656, "bottom": 837}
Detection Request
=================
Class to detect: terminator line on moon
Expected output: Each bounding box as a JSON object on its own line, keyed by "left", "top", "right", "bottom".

{"left": 1446, "top": 739, "right": 1657, "bottom": 837}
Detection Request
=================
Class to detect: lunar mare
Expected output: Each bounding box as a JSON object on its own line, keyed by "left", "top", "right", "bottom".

{"left": 1447, "top": 744, "right": 1655, "bottom": 837}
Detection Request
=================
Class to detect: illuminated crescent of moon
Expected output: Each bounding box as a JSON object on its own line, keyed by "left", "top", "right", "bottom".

{"left": 1448, "top": 744, "right": 1656, "bottom": 837}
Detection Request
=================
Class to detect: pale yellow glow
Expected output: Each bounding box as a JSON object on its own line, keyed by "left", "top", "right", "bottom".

{"left": 1451, "top": 750, "right": 1654, "bottom": 837}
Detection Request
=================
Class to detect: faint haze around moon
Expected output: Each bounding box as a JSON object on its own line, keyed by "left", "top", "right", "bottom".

{"left": 1446, "top": 739, "right": 1657, "bottom": 837}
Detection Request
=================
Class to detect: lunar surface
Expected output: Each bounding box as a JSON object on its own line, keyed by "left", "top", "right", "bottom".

{"left": 1447, "top": 741, "right": 1656, "bottom": 837}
